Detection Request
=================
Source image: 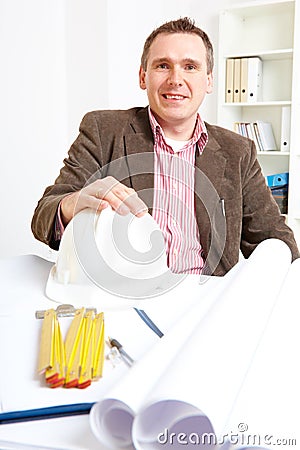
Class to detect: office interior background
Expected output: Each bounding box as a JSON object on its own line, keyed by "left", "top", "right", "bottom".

{"left": 0, "top": 0, "right": 295, "bottom": 261}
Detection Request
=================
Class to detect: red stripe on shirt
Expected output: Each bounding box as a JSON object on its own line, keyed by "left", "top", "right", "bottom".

{"left": 149, "top": 108, "right": 208, "bottom": 274}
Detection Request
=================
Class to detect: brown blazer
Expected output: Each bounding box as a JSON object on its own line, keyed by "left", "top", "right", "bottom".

{"left": 31, "top": 107, "right": 299, "bottom": 275}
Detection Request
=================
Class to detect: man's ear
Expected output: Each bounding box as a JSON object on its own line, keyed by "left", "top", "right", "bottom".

{"left": 206, "top": 72, "right": 213, "bottom": 94}
{"left": 139, "top": 66, "right": 147, "bottom": 90}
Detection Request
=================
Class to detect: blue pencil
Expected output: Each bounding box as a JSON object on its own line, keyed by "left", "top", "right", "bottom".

{"left": 0, "top": 402, "right": 95, "bottom": 424}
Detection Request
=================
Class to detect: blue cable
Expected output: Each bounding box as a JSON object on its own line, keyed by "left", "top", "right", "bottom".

{"left": 134, "top": 308, "right": 164, "bottom": 338}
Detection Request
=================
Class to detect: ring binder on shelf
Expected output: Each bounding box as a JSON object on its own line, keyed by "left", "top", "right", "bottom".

{"left": 280, "top": 106, "right": 291, "bottom": 152}
{"left": 240, "top": 57, "right": 248, "bottom": 102}
{"left": 233, "top": 58, "right": 241, "bottom": 102}
{"left": 247, "top": 56, "right": 262, "bottom": 102}
{"left": 225, "top": 58, "right": 234, "bottom": 102}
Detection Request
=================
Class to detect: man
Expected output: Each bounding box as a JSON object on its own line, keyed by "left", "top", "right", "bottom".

{"left": 31, "top": 17, "right": 299, "bottom": 276}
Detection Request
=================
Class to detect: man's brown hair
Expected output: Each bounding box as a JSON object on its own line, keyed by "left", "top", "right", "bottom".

{"left": 140, "top": 17, "right": 214, "bottom": 74}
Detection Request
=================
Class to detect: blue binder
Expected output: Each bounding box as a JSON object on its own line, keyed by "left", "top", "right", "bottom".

{"left": 266, "top": 172, "right": 289, "bottom": 188}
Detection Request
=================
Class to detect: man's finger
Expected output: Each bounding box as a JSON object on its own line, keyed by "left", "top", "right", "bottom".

{"left": 123, "top": 192, "right": 148, "bottom": 217}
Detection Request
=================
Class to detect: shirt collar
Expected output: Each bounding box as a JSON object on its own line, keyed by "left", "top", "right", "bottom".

{"left": 148, "top": 106, "right": 208, "bottom": 155}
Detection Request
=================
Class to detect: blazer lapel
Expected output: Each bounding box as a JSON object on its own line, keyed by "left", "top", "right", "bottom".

{"left": 123, "top": 108, "right": 155, "bottom": 208}
{"left": 195, "top": 130, "right": 226, "bottom": 196}
{"left": 194, "top": 129, "right": 227, "bottom": 274}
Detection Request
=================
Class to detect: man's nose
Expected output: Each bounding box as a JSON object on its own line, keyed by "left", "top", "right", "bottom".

{"left": 167, "top": 68, "right": 183, "bottom": 86}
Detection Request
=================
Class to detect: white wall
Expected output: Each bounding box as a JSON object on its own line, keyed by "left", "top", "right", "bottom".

{"left": 0, "top": 0, "right": 68, "bottom": 260}
{"left": 65, "top": 0, "right": 109, "bottom": 143}
{"left": 106, "top": 0, "right": 223, "bottom": 121}
{"left": 0, "top": 0, "right": 108, "bottom": 260}
{"left": 0, "top": 0, "right": 241, "bottom": 260}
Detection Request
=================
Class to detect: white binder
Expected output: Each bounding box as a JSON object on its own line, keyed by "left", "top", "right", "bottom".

{"left": 247, "top": 56, "right": 263, "bottom": 102}
{"left": 280, "top": 105, "right": 291, "bottom": 152}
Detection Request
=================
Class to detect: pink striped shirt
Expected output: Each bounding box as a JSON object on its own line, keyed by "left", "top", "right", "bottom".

{"left": 149, "top": 108, "right": 208, "bottom": 274}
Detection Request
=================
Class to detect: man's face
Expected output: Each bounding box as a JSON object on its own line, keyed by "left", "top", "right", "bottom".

{"left": 139, "top": 32, "right": 213, "bottom": 134}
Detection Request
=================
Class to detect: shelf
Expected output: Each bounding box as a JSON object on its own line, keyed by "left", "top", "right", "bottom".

{"left": 258, "top": 151, "right": 290, "bottom": 156}
{"left": 226, "top": 0, "right": 295, "bottom": 16}
{"left": 224, "top": 48, "right": 293, "bottom": 60}
{"left": 218, "top": 0, "right": 300, "bottom": 248}
{"left": 220, "top": 1, "right": 295, "bottom": 57}
{"left": 222, "top": 101, "right": 292, "bottom": 107}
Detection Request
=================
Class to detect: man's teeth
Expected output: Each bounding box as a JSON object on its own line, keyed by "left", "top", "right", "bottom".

{"left": 164, "top": 94, "right": 184, "bottom": 99}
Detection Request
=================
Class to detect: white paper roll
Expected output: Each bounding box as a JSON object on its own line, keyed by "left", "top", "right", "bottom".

{"left": 220, "top": 258, "right": 300, "bottom": 450}
{"left": 131, "top": 239, "right": 291, "bottom": 449}
{"left": 90, "top": 239, "right": 292, "bottom": 449}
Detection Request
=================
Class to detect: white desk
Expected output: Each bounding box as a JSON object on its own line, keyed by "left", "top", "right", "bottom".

{"left": 0, "top": 255, "right": 219, "bottom": 450}
{"left": 0, "top": 256, "right": 107, "bottom": 449}
{"left": 0, "top": 246, "right": 299, "bottom": 450}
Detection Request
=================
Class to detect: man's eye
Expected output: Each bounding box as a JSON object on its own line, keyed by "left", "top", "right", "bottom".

{"left": 157, "top": 63, "right": 168, "bottom": 69}
{"left": 186, "top": 64, "right": 196, "bottom": 70}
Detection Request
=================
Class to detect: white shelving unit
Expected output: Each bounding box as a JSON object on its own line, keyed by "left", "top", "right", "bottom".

{"left": 217, "top": 0, "right": 300, "bottom": 246}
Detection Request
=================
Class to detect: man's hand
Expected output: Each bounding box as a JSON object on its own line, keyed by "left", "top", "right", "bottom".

{"left": 60, "top": 176, "right": 148, "bottom": 226}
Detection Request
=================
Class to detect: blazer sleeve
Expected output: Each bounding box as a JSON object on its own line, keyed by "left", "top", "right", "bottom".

{"left": 31, "top": 112, "right": 104, "bottom": 250}
{"left": 240, "top": 140, "right": 300, "bottom": 261}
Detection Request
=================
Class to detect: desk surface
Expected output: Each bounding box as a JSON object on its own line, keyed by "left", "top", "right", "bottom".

{"left": 1, "top": 250, "right": 298, "bottom": 449}
{"left": 0, "top": 255, "right": 219, "bottom": 450}
{"left": 0, "top": 255, "right": 109, "bottom": 449}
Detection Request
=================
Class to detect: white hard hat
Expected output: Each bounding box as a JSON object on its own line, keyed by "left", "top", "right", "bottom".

{"left": 45, "top": 207, "right": 180, "bottom": 308}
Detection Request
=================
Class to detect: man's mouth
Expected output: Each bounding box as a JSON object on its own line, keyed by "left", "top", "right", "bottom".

{"left": 162, "top": 94, "right": 186, "bottom": 100}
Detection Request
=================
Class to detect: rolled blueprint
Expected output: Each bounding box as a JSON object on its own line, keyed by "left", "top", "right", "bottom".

{"left": 90, "top": 258, "right": 245, "bottom": 449}
{"left": 90, "top": 239, "right": 292, "bottom": 449}
{"left": 131, "top": 239, "right": 292, "bottom": 449}
{"left": 219, "top": 257, "right": 300, "bottom": 450}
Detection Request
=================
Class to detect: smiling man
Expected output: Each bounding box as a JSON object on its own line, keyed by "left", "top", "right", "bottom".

{"left": 139, "top": 29, "right": 213, "bottom": 139}
{"left": 31, "top": 17, "right": 299, "bottom": 276}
